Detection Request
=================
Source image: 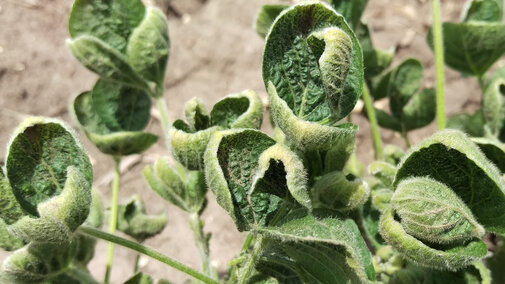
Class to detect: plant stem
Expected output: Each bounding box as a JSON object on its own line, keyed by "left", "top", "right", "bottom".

{"left": 401, "top": 128, "right": 411, "bottom": 148}
{"left": 432, "top": 0, "right": 446, "bottom": 130}
{"left": 104, "top": 156, "right": 121, "bottom": 284}
{"left": 237, "top": 236, "right": 266, "bottom": 284}
{"left": 155, "top": 97, "right": 171, "bottom": 137}
{"left": 78, "top": 226, "right": 220, "bottom": 284}
{"left": 189, "top": 212, "right": 212, "bottom": 277}
{"left": 478, "top": 75, "right": 486, "bottom": 92}
{"left": 67, "top": 267, "right": 100, "bottom": 284}
{"left": 362, "top": 83, "right": 383, "bottom": 160}
{"left": 134, "top": 254, "right": 140, "bottom": 273}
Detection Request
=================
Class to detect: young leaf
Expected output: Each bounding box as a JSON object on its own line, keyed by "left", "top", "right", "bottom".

{"left": 311, "top": 171, "right": 369, "bottom": 212}
{"left": 71, "top": 80, "right": 158, "bottom": 156}
{"left": 254, "top": 209, "right": 375, "bottom": 282}
{"left": 392, "top": 177, "right": 485, "bottom": 244}
{"left": 383, "top": 144, "right": 404, "bottom": 165}
{"left": 447, "top": 110, "right": 486, "bottom": 137}
{"left": 170, "top": 90, "right": 263, "bottom": 170}
{"left": 126, "top": 7, "right": 170, "bottom": 97}
{"left": 5, "top": 117, "right": 92, "bottom": 217}
{"left": 204, "top": 129, "right": 310, "bottom": 231}
{"left": 263, "top": 1, "right": 362, "bottom": 151}
{"left": 328, "top": 0, "right": 369, "bottom": 30}
{"left": 143, "top": 158, "right": 207, "bottom": 213}
{"left": 394, "top": 129, "right": 505, "bottom": 234}
{"left": 74, "top": 189, "right": 103, "bottom": 266}
{"left": 462, "top": 0, "right": 503, "bottom": 22}
{"left": 356, "top": 22, "right": 394, "bottom": 80}
{"left": 255, "top": 4, "right": 289, "bottom": 38}
{"left": 428, "top": 22, "right": 505, "bottom": 76}
{"left": 368, "top": 161, "right": 396, "bottom": 187}
{"left": 116, "top": 195, "right": 167, "bottom": 242}
{"left": 472, "top": 137, "right": 505, "bottom": 172}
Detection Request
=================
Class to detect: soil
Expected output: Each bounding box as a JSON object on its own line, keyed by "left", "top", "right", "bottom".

{"left": 0, "top": 0, "right": 486, "bottom": 283}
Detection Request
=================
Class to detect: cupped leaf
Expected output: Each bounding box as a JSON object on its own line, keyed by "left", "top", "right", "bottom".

{"left": 402, "top": 88, "right": 436, "bottom": 130}
{"left": 394, "top": 129, "right": 505, "bottom": 234}
{"left": 210, "top": 90, "right": 263, "bottom": 129}
{"left": 255, "top": 4, "right": 289, "bottom": 39}
{"left": 447, "top": 110, "right": 486, "bottom": 137}
{"left": 482, "top": 77, "right": 505, "bottom": 138}
{"left": 67, "top": 36, "right": 150, "bottom": 92}
{"left": 8, "top": 167, "right": 91, "bottom": 244}
{"left": 389, "top": 262, "right": 491, "bottom": 284}
{"left": 143, "top": 158, "right": 207, "bottom": 213}
{"left": 392, "top": 177, "right": 485, "bottom": 245}
{"left": 472, "top": 137, "right": 505, "bottom": 172}
{"left": 462, "top": 0, "right": 503, "bottom": 22}
{"left": 379, "top": 207, "right": 488, "bottom": 271}
{"left": 1, "top": 242, "right": 77, "bottom": 284}
{"left": 170, "top": 90, "right": 263, "bottom": 170}
{"left": 428, "top": 22, "right": 505, "bottom": 76}
{"left": 204, "top": 129, "right": 310, "bottom": 231}
{"left": 116, "top": 195, "right": 167, "bottom": 242}
{"left": 69, "top": 0, "right": 146, "bottom": 52}
{"left": 5, "top": 117, "right": 92, "bottom": 217}
{"left": 71, "top": 81, "right": 158, "bottom": 156}
{"left": 329, "top": 0, "right": 368, "bottom": 30}
{"left": 263, "top": 1, "right": 363, "bottom": 125}
{"left": 311, "top": 171, "right": 369, "bottom": 212}
{"left": 126, "top": 7, "right": 170, "bottom": 97}
{"left": 255, "top": 209, "right": 375, "bottom": 282}
{"left": 383, "top": 144, "right": 404, "bottom": 165}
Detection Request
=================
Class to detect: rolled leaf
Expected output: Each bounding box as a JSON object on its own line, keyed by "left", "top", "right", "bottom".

{"left": 204, "top": 129, "right": 310, "bottom": 231}
{"left": 71, "top": 80, "right": 158, "bottom": 156}
{"left": 311, "top": 171, "right": 369, "bottom": 212}
{"left": 383, "top": 144, "right": 404, "bottom": 165}
{"left": 255, "top": 209, "right": 375, "bottom": 282}
{"left": 170, "top": 90, "right": 263, "bottom": 170}
{"left": 263, "top": 1, "right": 362, "bottom": 151}
{"left": 389, "top": 262, "right": 491, "bottom": 284}
{"left": 0, "top": 173, "right": 25, "bottom": 225}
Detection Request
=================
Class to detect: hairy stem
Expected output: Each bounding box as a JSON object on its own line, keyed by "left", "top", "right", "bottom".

{"left": 155, "top": 97, "right": 171, "bottom": 137}
{"left": 362, "top": 83, "right": 383, "bottom": 160}
{"left": 78, "top": 226, "right": 220, "bottom": 284}
{"left": 237, "top": 236, "right": 267, "bottom": 284}
{"left": 104, "top": 156, "right": 121, "bottom": 284}
{"left": 432, "top": 0, "right": 446, "bottom": 130}
{"left": 189, "top": 212, "right": 212, "bottom": 277}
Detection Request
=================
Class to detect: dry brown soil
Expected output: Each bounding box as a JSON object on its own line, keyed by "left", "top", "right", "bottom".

{"left": 0, "top": 0, "right": 484, "bottom": 283}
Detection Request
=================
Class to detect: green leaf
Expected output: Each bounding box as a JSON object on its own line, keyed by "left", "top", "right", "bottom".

{"left": 71, "top": 81, "right": 158, "bottom": 156}
{"left": 462, "top": 0, "right": 503, "bottom": 22}
{"left": 5, "top": 117, "right": 92, "bottom": 217}
{"left": 126, "top": 7, "right": 170, "bottom": 97}
{"left": 356, "top": 23, "right": 394, "bottom": 80}
{"left": 170, "top": 90, "right": 263, "bottom": 170}
{"left": 472, "top": 137, "right": 505, "bottom": 172}
{"left": 383, "top": 144, "right": 404, "bottom": 165}
{"left": 447, "top": 110, "right": 486, "bottom": 137}
{"left": 143, "top": 158, "right": 207, "bottom": 213}
{"left": 380, "top": 206, "right": 488, "bottom": 271}
{"left": 69, "top": 0, "right": 146, "bottom": 53}
{"left": 117, "top": 195, "right": 167, "bottom": 242}
{"left": 204, "top": 129, "right": 310, "bottom": 231}
{"left": 483, "top": 77, "right": 505, "bottom": 138}
{"left": 392, "top": 177, "right": 485, "bottom": 244}
{"left": 124, "top": 272, "right": 154, "bottom": 284}
{"left": 1, "top": 241, "right": 77, "bottom": 283}
{"left": 67, "top": 36, "right": 150, "bottom": 92}
{"left": 487, "top": 238, "right": 505, "bottom": 284}
{"left": 0, "top": 173, "right": 25, "bottom": 225}
{"left": 389, "top": 262, "right": 491, "bottom": 284}
{"left": 263, "top": 1, "right": 363, "bottom": 125}
{"left": 428, "top": 22, "right": 505, "bottom": 76}
{"left": 394, "top": 129, "right": 505, "bottom": 234}
{"left": 368, "top": 161, "right": 396, "bottom": 187}
{"left": 402, "top": 88, "right": 436, "bottom": 131}
{"left": 328, "top": 0, "right": 369, "bottom": 30}
{"left": 74, "top": 189, "right": 103, "bottom": 266}
{"left": 255, "top": 4, "right": 289, "bottom": 38}
{"left": 311, "top": 171, "right": 369, "bottom": 212}
{"left": 255, "top": 209, "right": 375, "bottom": 282}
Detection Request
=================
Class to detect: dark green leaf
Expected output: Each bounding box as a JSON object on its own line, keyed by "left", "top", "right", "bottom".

{"left": 447, "top": 110, "right": 486, "bottom": 137}
{"left": 487, "top": 238, "right": 505, "bottom": 284}
{"left": 402, "top": 88, "right": 436, "bottom": 130}
{"left": 255, "top": 4, "right": 289, "bottom": 38}
{"left": 210, "top": 90, "right": 264, "bottom": 129}
{"left": 473, "top": 137, "right": 505, "bottom": 172}
{"left": 184, "top": 98, "right": 210, "bottom": 132}
{"left": 329, "top": 0, "right": 369, "bottom": 30}
{"left": 0, "top": 219, "right": 24, "bottom": 251}
{"left": 117, "top": 195, "right": 167, "bottom": 242}
{"left": 356, "top": 23, "right": 394, "bottom": 80}
{"left": 483, "top": 77, "right": 505, "bottom": 138}
{"left": 462, "top": 0, "right": 502, "bottom": 23}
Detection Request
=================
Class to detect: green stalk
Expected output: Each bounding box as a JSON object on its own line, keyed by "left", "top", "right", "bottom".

{"left": 432, "top": 0, "right": 446, "bottom": 130}
{"left": 104, "top": 156, "right": 121, "bottom": 284}
{"left": 134, "top": 254, "right": 140, "bottom": 273}
{"left": 78, "top": 226, "right": 220, "bottom": 284}
{"left": 189, "top": 212, "right": 212, "bottom": 277}
{"left": 362, "top": 83, "right": 383, "bottom": 160}
{"left": 155, "top": 97, "right": 171, "bottom": 136}
{"left": 237, "top": 236, "right": 267, "bottom": 284}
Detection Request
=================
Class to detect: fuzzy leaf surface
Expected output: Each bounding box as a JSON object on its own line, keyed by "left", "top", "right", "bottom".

{"left": 472, "top": 137, "right": 505, "bottom": 172}
{"left": 255, "top": 209, "right": 375, "bottom": 282}
{"left": 5, "top": 117, "right": 92, "bottom": 217}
